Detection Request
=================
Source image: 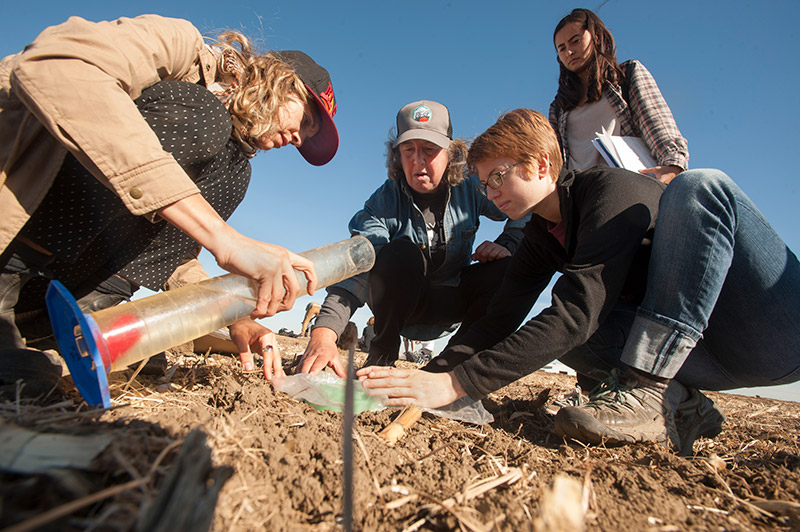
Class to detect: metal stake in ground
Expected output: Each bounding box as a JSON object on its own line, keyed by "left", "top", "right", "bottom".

{"left": 342, "top": 344, "right": 355, "bottom": 531}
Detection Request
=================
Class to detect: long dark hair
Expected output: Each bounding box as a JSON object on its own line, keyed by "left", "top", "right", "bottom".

{"left": 553, "top": 8, "right": 624, "bottom": 112}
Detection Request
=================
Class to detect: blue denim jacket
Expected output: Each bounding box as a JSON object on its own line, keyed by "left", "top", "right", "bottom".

{"left": 317, "top": 173, "right": 528, "bottom": 339}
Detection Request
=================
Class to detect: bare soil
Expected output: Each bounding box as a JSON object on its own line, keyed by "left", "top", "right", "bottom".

{"left": 1, "top": 334, "right": 799, "bottom": 531}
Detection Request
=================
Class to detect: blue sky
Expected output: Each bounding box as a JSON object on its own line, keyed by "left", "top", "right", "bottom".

{"left": 3, "top": 1, "right": 799, "bottom": 401}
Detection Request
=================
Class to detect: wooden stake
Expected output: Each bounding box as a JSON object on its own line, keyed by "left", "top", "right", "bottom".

{"left": 379, "top": 405, "right": 422, "bottom": 445}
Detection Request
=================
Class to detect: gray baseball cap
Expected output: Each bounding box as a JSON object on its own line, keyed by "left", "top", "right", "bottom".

{"left": 394, "top": 100, "right": 452, "bottom": 149}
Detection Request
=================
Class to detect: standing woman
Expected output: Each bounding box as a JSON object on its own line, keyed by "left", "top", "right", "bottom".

{"left": 0, "top": 15, "right": 339, "bottom": 390}
{"left": 550, "top": 8, "right": 688, "bottom": 183}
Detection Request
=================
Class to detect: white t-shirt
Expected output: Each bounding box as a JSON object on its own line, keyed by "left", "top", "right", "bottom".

{"left": 566, "top": 94, "right": 620, "bottom": 171}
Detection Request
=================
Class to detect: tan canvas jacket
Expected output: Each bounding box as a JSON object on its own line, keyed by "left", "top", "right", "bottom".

{"left": 0, "top": 14, "right": 220, "bottom": 256}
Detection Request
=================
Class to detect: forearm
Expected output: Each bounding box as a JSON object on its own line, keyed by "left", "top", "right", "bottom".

{"left": 309, "top": 325, "right": 339, "bottom": 343}
{"left": 313, "top": 287, "right": 361, "bottom": 336}
{"left": 157, "top": 193, "right": 236, "bottom": 258}
{"left": 453, "top": 313, "right": 576, "bottom": 399}
{"left": 625, "top": 62, "right": 689, "bottom": 170}
{"left": 434, "top": 265, "right": 546, "bottom": 374}
{"left": 154, "top": 170, "right": 315, "bottom": 319}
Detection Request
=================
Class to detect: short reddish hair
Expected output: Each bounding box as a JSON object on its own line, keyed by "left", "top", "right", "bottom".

{"left": 468, "top": 109, "right": 563, "bottom": 180}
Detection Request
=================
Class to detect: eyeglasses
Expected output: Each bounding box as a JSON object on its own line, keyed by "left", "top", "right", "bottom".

{"left": 479, "top": 161, "right": 521, "bottom": 196}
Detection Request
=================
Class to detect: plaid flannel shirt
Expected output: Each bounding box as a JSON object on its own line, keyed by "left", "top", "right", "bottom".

{"left": 549, "top": 60, "right": 689, "bottom": 171}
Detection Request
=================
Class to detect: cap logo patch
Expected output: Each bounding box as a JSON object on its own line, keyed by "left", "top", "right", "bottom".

{"left": 319, "top": 81, "right": 337, "bottom": 118}
{"left": 412, "top": 105, "right": 432, "bottom": 123}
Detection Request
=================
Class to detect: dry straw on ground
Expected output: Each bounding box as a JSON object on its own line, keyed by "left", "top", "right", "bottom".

{"left": 1, "top": 334, "right": 798, "bottom": 531}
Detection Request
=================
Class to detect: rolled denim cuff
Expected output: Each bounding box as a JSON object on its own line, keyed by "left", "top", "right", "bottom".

{"left": 620, "top": 310, "right": 700, "bottom": 379}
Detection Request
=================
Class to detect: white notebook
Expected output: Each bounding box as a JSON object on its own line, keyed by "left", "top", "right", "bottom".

{"left": 591, "top": 126, "right": 656, "bottom": 170}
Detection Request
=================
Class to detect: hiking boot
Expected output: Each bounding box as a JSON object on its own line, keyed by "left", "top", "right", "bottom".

{"left": 1, "top": 261, "right": 45, "bottom": 350}
{"left": 554, "top": 368, "right": 679, "bottom": 448}
{"left": 0, "top": 348, "right": 63, "bottom": 399}
{"left": 675, "top": 388, "right": 726, "bottom": 455}
{"left": 0, "top": 247, "right": 62, "bottom": 399}
{"left": 552, "top": 384, "right": 588, "bottom": 409}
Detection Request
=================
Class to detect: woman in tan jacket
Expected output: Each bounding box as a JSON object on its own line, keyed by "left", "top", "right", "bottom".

{"left": 0, "top": 14, "right": 339, "bottom": 394}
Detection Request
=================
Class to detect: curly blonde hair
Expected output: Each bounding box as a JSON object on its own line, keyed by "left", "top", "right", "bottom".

{"left": 213, "top": 31, "right": 314, "bottom": 146}
{"left": 385, "top": 135, "right": 469, "bottom": 187}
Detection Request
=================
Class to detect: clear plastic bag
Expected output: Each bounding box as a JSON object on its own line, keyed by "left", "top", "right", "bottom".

{"left": 423, "top": 396, "right": 494, "bottom": 425}
{"left": 272, "top": 372, "right": 386, "bottom": 414}
{"left": 273, "top": 373, "right": 494, "bottom": 425}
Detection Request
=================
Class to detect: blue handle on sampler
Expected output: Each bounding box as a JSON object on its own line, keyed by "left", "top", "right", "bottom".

{"left": 45, "top": 280, "right": 110, "bottom": 408}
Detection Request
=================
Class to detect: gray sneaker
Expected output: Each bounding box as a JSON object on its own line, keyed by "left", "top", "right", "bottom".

{"left": 554, "top": 369, "right": 679, "bottom": 448}
{"left": 399, "top": 349, "right": 432, "bottom": 365}
{"left": 675, "top": 388, "right": 726, "bottom": 455}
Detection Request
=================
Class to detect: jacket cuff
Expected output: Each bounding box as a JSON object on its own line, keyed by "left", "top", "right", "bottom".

{"left": 494, "top": 234, "right": 518, "bottom": 254}
{"left": 313, "top": 288, "right": 361, "bottom": 337}
{"left": 494, "top": 216, "right": 528, "bottom": 254}
{"left": 660, "top": 154, "right": 688, "bottom": 172}
{"left": 452, "top": 363, "right": 484, "bottom": 401}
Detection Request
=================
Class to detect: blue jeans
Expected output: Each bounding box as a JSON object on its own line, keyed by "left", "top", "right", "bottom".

{"left": 562, "top": 169, "right": 800, "bottom": 391}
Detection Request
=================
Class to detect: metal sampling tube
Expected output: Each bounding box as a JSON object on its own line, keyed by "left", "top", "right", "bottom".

{"left": 47, "top": 236, "right": 375, "bottom": 407}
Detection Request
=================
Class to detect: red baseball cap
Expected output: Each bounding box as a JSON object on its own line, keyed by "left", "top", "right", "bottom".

{"left": 275, "top": 50, "right": 339, "bottom": 166}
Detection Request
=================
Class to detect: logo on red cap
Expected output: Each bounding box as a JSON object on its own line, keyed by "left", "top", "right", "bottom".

{"left": 319, "top": 82, "right": 337, "bottom": 118}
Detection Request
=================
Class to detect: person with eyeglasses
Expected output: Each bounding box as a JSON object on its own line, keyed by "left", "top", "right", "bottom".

{"left": 295, "top": 100, "right": 527, "bottom": 378}
{"left": 359, "top": 108, "right": 800, "bottom": 455}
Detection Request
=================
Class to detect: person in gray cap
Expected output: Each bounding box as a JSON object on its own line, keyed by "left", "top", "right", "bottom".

{"left": 296, "top": 100, "right": 528, "bottom": 377}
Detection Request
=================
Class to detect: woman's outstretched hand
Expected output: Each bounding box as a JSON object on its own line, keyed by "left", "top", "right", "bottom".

{"left": 212, "top": 232, "right": 317, "bottom": 318}
{"left": 228, "top": 318, "right": 284, "bottom": 380}
{"left": 356, "top": 366, "right": 466, "bottom": 408}
{"left": 158, "top": 193, "right": 317, "bottom": 318}
{"left": 296, "top": 327, "right": 347, "bottom": 378}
